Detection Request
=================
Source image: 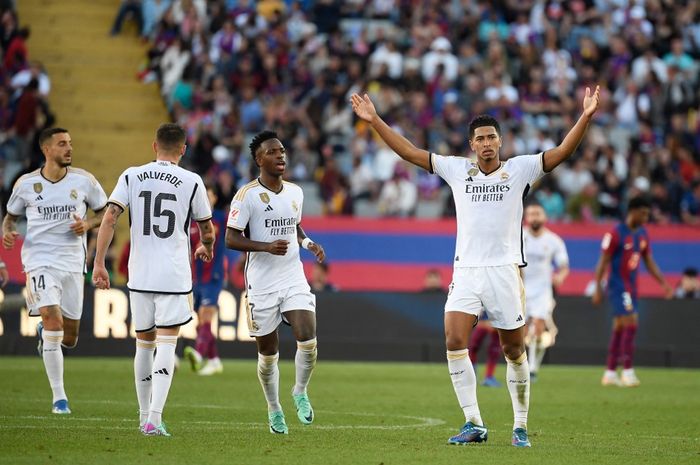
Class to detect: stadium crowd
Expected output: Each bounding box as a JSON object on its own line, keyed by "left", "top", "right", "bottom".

{"left": 0, "top": 4, "right": 56, "bottom": 208}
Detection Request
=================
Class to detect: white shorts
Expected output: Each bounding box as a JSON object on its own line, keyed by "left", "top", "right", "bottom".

{"left": 245, "top": 284, "right": 316, "bottom": 337}
{"left": 526, "top": 292, "right": 555, "bottom": 320}
{"left": 25, "top": 267, "right": 84, "bottom": 320}
{"left": 445, "top": 265, "right": 525, "bottom": 330}
{"left": 129, "top": 292, "right": 193, "bottom": 333}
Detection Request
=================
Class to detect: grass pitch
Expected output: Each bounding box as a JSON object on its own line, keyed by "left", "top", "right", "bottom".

{"left": 0, "top": 357, "right": 697, "bottom": 465}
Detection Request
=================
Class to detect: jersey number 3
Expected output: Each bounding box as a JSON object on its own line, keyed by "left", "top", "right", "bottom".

{"left": 139, "top": 191, "right": 176, "bottom": 238}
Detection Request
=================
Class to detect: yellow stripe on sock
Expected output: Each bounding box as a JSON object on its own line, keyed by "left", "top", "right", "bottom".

{"left": 297, "top": 338, "right": 317, "bottom": 351}
{"left": 506, "top": 352, "right": 527, "bottom": 364}
{"left": 446, "top": 349, "right": 469, "bottom": 361}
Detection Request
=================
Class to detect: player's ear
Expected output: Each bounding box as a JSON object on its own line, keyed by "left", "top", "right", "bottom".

{"left": 152, "top": 141, "right": 158, "bottom": 154}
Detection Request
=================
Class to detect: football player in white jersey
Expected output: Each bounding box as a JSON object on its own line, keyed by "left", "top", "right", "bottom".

{"left": 225, "top": 130, "right": 325, "bottom": 435}
{"left": 351, "top": 86, "right": 600, "bottom": 447}
{"left": 2, "top": 127, "right": 108, "bottom": 414}
{"left": 92, "top": 124, "right": 215, "bottom": 436}
{"left": 522, "top": 203, "right": 569, "bottom": 382}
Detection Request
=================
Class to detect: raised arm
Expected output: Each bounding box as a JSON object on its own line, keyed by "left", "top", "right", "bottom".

{"left": 543, "top": 86, "right": 600, "bottom": 173}
{"left": 225, "top": 227, "right": 289, "bottom": 255}
{"left": 92, "top": 203, "right": 123, "bottom": 289}
{"left": 350, "top": 93, "right": 431, "bottom": 171}
{"left": 643, "top": 253, "right": 673, "bottom": 299}
{"left": 2, "top": 213, "right": 20, "bottom": 250}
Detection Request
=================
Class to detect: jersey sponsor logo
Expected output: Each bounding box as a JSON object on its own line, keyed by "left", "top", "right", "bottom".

{"left": 265, "top": 216, "right": 296, "bottom": 235}
{"left": 465, "top": 183, "right": 511, "bottom": 202}
{"left": 70, "top": 189, "right": 78, "bottom": 200}
{"left": 33, "top": 182, "right": 43, "bottom": 194}
{"left": 37, "top": 204, "right": 78, "bottom": 221}
{"left": 259, "top": 192, "right": 270, "bottom": 204}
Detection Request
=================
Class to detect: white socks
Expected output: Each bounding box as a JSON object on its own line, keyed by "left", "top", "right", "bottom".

{"left": 135, "top": 339, "right": 156, "bottom": 425}
{"left": 447, "top": 349, "right": 483, "bottom": 426}
{"left": 293, "top": 338, "right": 317, "bottom": 396}
{"left": 258, "top": 353, "right": 281, "bottom": 412}
{"left": 528, "top": 339, "right": 546, "bottom": 373}
{"left": 506, "top": 352, "right": 530, "bottom": 430}
{"left": 42, "top": 330, "right": 66, "bottom": 403}
{"left": 147, "top": 335, "right": 177, "bottom": 426}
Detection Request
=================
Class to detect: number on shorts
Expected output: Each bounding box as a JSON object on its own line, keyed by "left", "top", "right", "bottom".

{"left": 139, "top": 190, "right": 177, "bottom": 238}
{"left": 31, "top": 274, "right": 45, "bottom": 292}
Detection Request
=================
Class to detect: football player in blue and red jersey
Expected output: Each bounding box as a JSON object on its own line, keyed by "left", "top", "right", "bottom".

{"left": 184, "top": 185, "right": 228, "bottom": 375}
{"left": 592, "top": 196, "right": 673, "bottom": 387}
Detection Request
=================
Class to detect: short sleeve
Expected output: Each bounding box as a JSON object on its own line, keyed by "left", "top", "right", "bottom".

{"left": 227, "top": 195, "right": 250, "bottom": 231}
{"left": 430, "top": 153, "right": 454, "bottom": 182}
{"left": 191, "top": 177, "right": 212, "bottom": 221}
{"left": 296, "top": 189, "right": 303, "bottom": 224}
{"left": 601, "top": 229, "right": 619, "bottom": 256}
{"left": 6, "top": 183, "right": 26, "bottom": 216}
{"left": 108, "top": 170, "right": 130, "bottom": 210}
{"left": 86, "top": 175, "right": 108, "bottom": 211}
{"left": 553, "top": 237, "right": 569, "bottom": 268}
{"left": 514, "top": 153, "right": 545, "bottom": 185}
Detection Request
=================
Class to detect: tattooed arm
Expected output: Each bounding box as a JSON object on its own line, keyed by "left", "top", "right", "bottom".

{"left": 92, "top": 203, "right": 124, "bottom": 289}
{"left": 2, "top": 213, "right": 20, "bottom": 250}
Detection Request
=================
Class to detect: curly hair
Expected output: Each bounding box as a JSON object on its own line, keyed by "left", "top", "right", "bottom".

{"left": 249, "top": 130, "right": 279, "bottom": 165}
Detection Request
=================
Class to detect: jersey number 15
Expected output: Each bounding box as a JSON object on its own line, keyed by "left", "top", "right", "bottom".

{"left": 139, "top": 190, "right": 176, "bottom": 238}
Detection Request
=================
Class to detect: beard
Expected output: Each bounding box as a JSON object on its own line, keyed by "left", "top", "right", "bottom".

{"left": 58, "top": 158, "right": 72, "bottom": 167}
{"left": 530, "top": 222, "right": 543, "bottom": 232}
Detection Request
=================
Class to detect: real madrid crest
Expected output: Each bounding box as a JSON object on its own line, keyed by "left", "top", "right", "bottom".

{"left": 33, "top": 183, "right": 43, "bottom": 194}
{"left": 292, "top": 200, "right": 298, "bottom": 212}
{"left": 259, "top": 192, "right": 270, "bottom": 204}
{"left": 70, "top": 189, "right": 78, "bottom": 200}
{"left": 500, "top": 172, "right": 509, "bottom": 180}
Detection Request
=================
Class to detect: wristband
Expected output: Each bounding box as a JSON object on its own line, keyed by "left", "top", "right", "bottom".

{"left": 301, "top": 238, "right": 314, "bottom": 250}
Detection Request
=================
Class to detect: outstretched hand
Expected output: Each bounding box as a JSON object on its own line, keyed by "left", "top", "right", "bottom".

{"left": 350, "top": 93, "right": 378, "bottom": 123}
{"left": 308, "top": 242, "right": 325, "bottom": 263}
{"left": 583, "top": 85, "right": 600, "bottom": 118}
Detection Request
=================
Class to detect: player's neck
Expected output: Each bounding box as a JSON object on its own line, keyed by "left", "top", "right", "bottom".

{"left": 625, "top": 218, "right": 640, "bottom": 230}
{"left": 41, "top": 163, "right": 68, "bottom": 182}
{"left": 258, "top": 172, "right": 283, "bottom": 193}
{"left": 477, "top": 159, "right": 501, "bottom": 175}
{"left": 155, "top": 153, "right": 180, "bottom": 165}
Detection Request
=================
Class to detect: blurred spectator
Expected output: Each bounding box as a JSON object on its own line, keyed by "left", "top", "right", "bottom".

{"left": 111, "top": 0, "right": 143, "bottom": 36}
{"left": 674, "top": 268, "right": 700, "bottom": 299}
{"left": 680, "top": 181, "right": 700, "bottom": 225}
{"left": 132, "top": 0, "right": 700, "bottom": 224}
{"left": 422, "top": 268, "right": 445, "bottom": 293}
{"left": 10, "top": 61, "right": 51, "bottom": 97}
{"left": 377, "top": 163, "right": 417, "bottom": 217}
{"left": 309, "top": 261, "right": 338, "bottom": 292}
{"left": 3, "top": 25, "right": 28, "bottom": 73}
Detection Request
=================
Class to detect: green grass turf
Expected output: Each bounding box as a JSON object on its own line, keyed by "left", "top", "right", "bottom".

{"left": 0, "top": 357, "right": 698, "bottom": 465}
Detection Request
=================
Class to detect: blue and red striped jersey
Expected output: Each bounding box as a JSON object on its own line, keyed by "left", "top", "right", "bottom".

{"left": 601, "top": 222, "right": 651, "bottom": 299}
{"left": 190, "top": 209, "right": 227, "bottom": 285}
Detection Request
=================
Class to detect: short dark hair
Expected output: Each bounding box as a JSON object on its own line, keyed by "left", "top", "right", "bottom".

{"left": 468, "top": 114, "right": 501, "bottom": 140}
{"left": 155, "top": 123, "right": 187, "bottom": 152}
{"left": 683, "top": 267, "right": 698, "bottom": 277}
{"left": 38, "top": 127, "right": 69, "bottom": 147}
{"left": 627, "top": 196, "right": 651, "bottom": 211}
{"left": 249, "top": 130, "right": 278, "bottom": 162}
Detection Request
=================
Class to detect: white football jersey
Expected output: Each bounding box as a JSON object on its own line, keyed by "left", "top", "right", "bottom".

{"left": 522, "top": 228, "right": 569, "bottom": 300}
{"left": 227, "top": 179, "right": 308, "bottom": 296}
{"left": 7, "top": 167, "right": 108, "bottom": 273}
{"left": 431, "top": 153, "right": 545, "bottom": 267}
{"left": 109, "top": 160, "right": 211, "bottom": 293}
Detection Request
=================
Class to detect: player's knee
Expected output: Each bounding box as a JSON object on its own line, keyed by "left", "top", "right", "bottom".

{"left": 501, "top": 342, "right": 524, "bottom": 361}
{"left": 445, "top": 334, "right": 468, "bottom": 351}
{"left": 61, "top": 336, "right": 78, "bottom": 349}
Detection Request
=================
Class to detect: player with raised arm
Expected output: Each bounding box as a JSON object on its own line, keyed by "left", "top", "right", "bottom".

{"left": 92, "top": 123, "right": 215, "bottom": 436}
{"left": 592, "top": 197, "right": 672, "bottom": 387}
{"left": 184, "top": 185, "right": 227, "bottom": 376}
{"left": 2, "top": 127, "right": 107, "bottom": 414}
{"left": 522, "top": 203, "right": 569, "bottom": 382}
{"left": 225, "top": 130, "right": 325, "bottom": 435}
{"left": 351, "top": 85, "right": 599, "bottom": 447}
